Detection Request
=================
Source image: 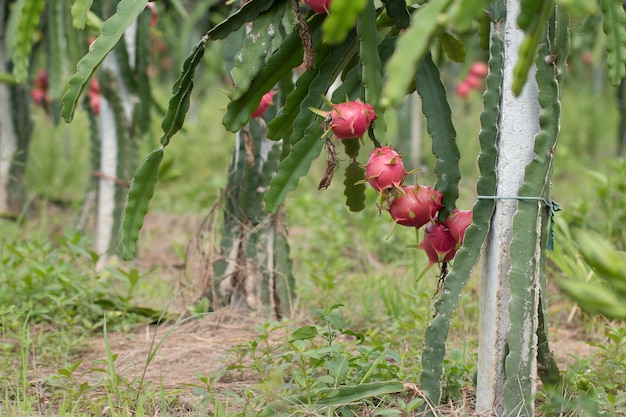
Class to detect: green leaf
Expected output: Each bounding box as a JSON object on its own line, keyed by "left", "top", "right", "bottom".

{"left": 264, "top": 126, "right": 325, "bottom": 213}
{"left": 511, "top": 0, "right": 555, "bottom": 96}
{"left": 382, "top": 0, "right": 411, "bottom": 29}
{"left": 222, "top": 14, "right": 325, "bottom": 133}
{"left": 415, "top": 54, "right": 461, "bottom": 221}
{"left": 279, "top": 40, "right": 347, "bottom": 146}
{"left": 119, "top": 148, "right": 164, "bottom": 261}
{"left": 438, "top": 31, "right": 467, "bottom": 63}
{"left": 71, "top": 0, "right": 94, "bottom": 29}
{"left": 331, "top": 65, "right": 362, "bottom": 102}
{"left": 478, "top": 12, "right": 491, "bottom": 50}
{"left": 382, "top": 0, "right": 452, "bottom": 108}
{"left": 344, "top": 163, "right": 366, "bottom": 212}
{"left": 518, "top": 0, "right": 544, "bottom": 31}
{"left": 207, "top": 0, "right": 282, "bottom": 40}
{"left": 558, "top": 280, "right": 626, "bottom": 319}
{"left": 556, "top": 0, "right": 596, "bottom": 17}
{"left": 259, "top": 382, "right": 405, "bottom": 416}
{"left": 600, "top": 0, "right": 626, "bottom": 86}
{"left": 358, "top": 0, "right": 386, "bottom": 141}
{"left": 5, "top": 0, "right": 25, "bottom": 59}
{"left": 419, "top": 31, "right": 503, "bottom": 411}
{"left": 452, "top": 0, "right": 492, "bottom": 32}
{"left": 323, "top": 0, "right": 368, "bottom": 44}
{"left": 332, "top": 36, "right": 397, "bottom": 107}
{"left": 135, "top": 7, "right": 152, "bottom": 134}
{"left": 11, "top": 0, "right": 45, "bottom": 84}
{"left": 572, "top": 229, "right": 626, "bottom": 294}
{"left": 160, "top": 40, "right": 206, "bottom": 147}
{"left": 263, "top": 36, "right": 357, "bottom": 213}
{"left": 267, "top": 70, "right": 318, "bottom": 141}
{"left": 290, "top": 325, "right": 318, "bottom": 341}
{"left": 61, "top": 0, "right": 149, "bottom": 123}
{"left": 228, "top": 2, "right": 285, "bottom": 100}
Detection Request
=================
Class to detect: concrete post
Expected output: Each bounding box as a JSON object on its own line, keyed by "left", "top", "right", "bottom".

{"left": 475, "top": 0, "right": 540, "bottom": 414}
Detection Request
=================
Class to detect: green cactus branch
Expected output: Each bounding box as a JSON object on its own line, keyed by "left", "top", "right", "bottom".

{"left": 504, "top": 37, "right": 561, "bottom": 415}
{"left": 415, "top": 53, "right": 461, "bottom": 221}
{"left": 419, "top": 31, "right": 503, "bottom": 412}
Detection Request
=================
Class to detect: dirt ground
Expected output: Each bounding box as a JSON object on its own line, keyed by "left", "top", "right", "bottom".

{"left": 75, "top": 212, "right": 266, "bottom": 395}
{"left": 70, "top": 212, "right": 599, "bottom": 405}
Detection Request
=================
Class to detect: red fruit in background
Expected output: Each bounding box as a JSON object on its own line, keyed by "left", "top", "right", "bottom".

{"left": 88, "top": 78, "right": 100, "bottom": 115}
{"left": 34, "top": 69, "right": 48, "bottom": 91}
{"left": 455, "top": 81, "right": 471, "bottom": 98}
{"left": 469, "top": 61, "right": 488, "bottom": 78}
{"left": 419, "top": 221, "right": 458, "bottom": 264}
{"left": 389, "top": 185, "right": 443, "bottom": 228}
{"left": 251, "top": 91, "right": 275, "bottom": 118}
{"left": 31, "top": 89, "right": 47, "bottom": 107}
{"left": 90, "top": 95, "right": 100, "bottom": 115}
{"left": 31, "top": 69, "right": 50, "bottom": 111}
{"left": 465, "top": 74, "right": 482, "bottom": 89}
{"left": 329, "top": 100, "right": 376, "bottom": 139}
{"left": 446, "top": 209, "right": 472, "bottom": 243}
{"left": 146, "top": 2, "right": 158, "bottom": 27}
{"left": 303, "top": 0, "right": 331, "bottom": 14}
{"left": 365, "top": 146, "right": 407, "bottom": 192}
{"left": 88, "top": 78, "right": 100, "bottom": 94}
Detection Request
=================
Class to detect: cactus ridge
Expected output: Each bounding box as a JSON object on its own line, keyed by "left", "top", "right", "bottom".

{"left": 419, "top": 31, "right": 503, "bottom": 411}
{"left": 503, "top": 35, "right": 561, "bottom": 414}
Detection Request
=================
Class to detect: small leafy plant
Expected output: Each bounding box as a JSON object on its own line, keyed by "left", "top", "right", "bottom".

{"left": 224, "top": 304, "right": 407, "bottom": 415}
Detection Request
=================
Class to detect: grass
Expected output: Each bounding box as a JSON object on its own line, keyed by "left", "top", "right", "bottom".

{"left": 2, "top": 72, "right": 626, "bottom": 415}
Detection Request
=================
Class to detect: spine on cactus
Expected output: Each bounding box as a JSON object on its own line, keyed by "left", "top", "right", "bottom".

{"left": 418, "top": 30, "right": 504, "bottom": 412}
{"left": 503, "top": 35, "right": 562, "bottom": 415}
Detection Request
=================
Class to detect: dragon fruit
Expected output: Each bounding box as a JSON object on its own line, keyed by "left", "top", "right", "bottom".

{"left": 365, "top": 146, "right": 407, "bottom": 192}
{"left": 445, "top": 209, "right": 472, "bottom": 243}
{"left": 303, "top": 0, "right": 331, "bottom": 14}
{"left": 419, "top": 221, "right": 458, "bottom": 264}
{"left": 389, "top": 185, "right": 443, "bottom": 228}
{"left": 328, "top": 100, "right": 376, "bottom": 139}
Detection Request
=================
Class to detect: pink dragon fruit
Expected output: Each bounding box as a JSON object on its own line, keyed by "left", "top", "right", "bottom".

{"left": 328, "top": 100, "right": 376, "bottom": 139}
{"left": 365, "top": 146, "right": 407, "bottom": 192}
{"left": 469, "top": 61, "right": 489, "bottom": 78}
{"left": 389, "top": 185, "right": 443, "bottom": 228}
{"left": 445, "top": 209, "right": 472, "bottom": 243}
{"left": 303, "top": 0, "right": 331, "bottom": 14}
{"left": 419, "top": 221, "right": 459, "bottom": 264}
